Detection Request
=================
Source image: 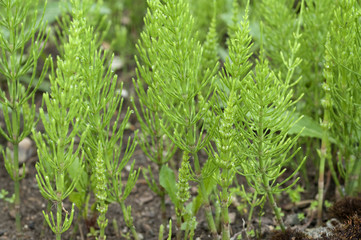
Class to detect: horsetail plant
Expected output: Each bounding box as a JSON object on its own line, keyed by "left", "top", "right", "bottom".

{"left": 316, "top": 2, "right": 348, "bottom": 221}
{"left": 322, "top": 0, "right": 361, "bottom": 196}
{"left": 173, "top": 9, "right": 219, "bottom": 238}
{"left": 257, "top": 0, "right": 296, "bottom": 76}
{"left": 238, "top": 24, "right": 306, "bottom": 231}
{"left": 228, "top": 2, "right": 306, "bottom": 231}
{"left": 135, "top": 0, "right": 220, "bottom": 237}
{"left": 210, "top": 3, "right": 253, "bottom": 239}
{"left": 49, "top": 1, "right": 109, "bottom": 234}
{"left": 158, "top": 219, "right": 173, "bottom": 240}
{"left": 32, "top": 1, "right": 92, "bottom": 238}
{"left": 317, "top": 40, "right": 334, "bottom": 226}
{"left": 51, "top": 2, "right": 100, "bottom": 235}
{"left": 198, "top": 0, "right": 219, "bottom": 74}
{"left": 132, "top": 75, "right": 177, "bottom": 223}
{"left": 34, "top": 78, "right": 88, "bottom": 240}
{"left": 316, "top": 0, "right": 361, "bottom": 224}
{"left": 4, "top": 0, "right": 361, "bottom": 238}
{"left": 33, "top": 43, "right": 88, "bottom": 240}
{"left": 297, "top": 0, "right": 334, "bottom": 118}
{"left": 132, "top": 0, "right": 178, "bottom": 222}
{"left": 0, "top": 0, "right": 49, "bottom": 232}
{"left": 54, "top": 1, "right": 139, "bottom": 239}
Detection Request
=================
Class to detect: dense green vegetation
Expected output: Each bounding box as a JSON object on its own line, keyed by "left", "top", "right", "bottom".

{"left": 0, "top": 0, "right": 360, "bottom": 239}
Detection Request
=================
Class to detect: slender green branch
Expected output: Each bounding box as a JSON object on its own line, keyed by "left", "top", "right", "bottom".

{"left": 120, "top": 202, "right": 139, "bottom": 240}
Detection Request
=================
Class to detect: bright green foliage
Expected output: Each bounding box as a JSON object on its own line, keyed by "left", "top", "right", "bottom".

{"left": 257, "top": 0, "right": 296, "bottom": 73}
{"left": 0, "top": 0, "right": 49, "bottom": 232}
{"left": 298, "top": 0, "right": 334, "bottom": 116}
{"left": 35, "top": 0, "right": 139, "bottom": 238}
{"left": 239, "top": 52, "right": 305, "bottom": 230}
{"left": 33, "top": 4, "right": 89, "bottom": 237}
{"left": 212, "top": 3, "right": 253, "bottom": 239}
{"left": 239, "top": 58, "right": 293, "bottom": 229}
{"left": 54, "top": 1, "right": 102, "bottom": 232}
{"left": 134, "top": 0, "right": 219, "bottom": 237}
{"left": 323, "top": 0, "right": 361, "bottom": 196}
{"left": 257, "top": 0, "right": 333, "bottom": 118}
{"left": 201, "top": 2, "right": 219, "bottom": 77}
{"left": 188, "top": 0, "right": 226, "bottom": 42}
{"left": 54, "top": 0, "right": 108, "bottom": 52}
{"left": 317, "top": 7, "right": 336, "bottom": 222}
{"left": 138, "top": 0, "right": 217, "bottom": 156}
{"left": 234, "top": 7, "right": 305, "bottom": 229}
{"left": 3, "top": 0, "right": 361, "bottom": 238}
{"left": 64, "top": 1, "right": 139, "bottom": 239}
{"left": 133, "top": 0, "right": 195, "bottom": 226}
{"left": 132, "top": 0, "right": 178, "bottom": 221}
{"left": 198, "top": 2, "right": 219, "bottom": 133}
{"left": 0, "top": 189, "right": 14, "bottom": 203}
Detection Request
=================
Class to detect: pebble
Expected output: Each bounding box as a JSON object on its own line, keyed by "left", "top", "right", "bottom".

{"left": 121, "top": 89, "right": 129, "bottom": 98}
{"left": 18, "top": 166, "right": 28, "bottom": 176}
{"left": 111, "top": 56, "right": 124, "bottom": 71}
{"left": 19, "top": 137, "right": 33, "bottom": 164}
{"left": 138, "top": 191, "right": 154, "bottom": 205}
{"left": 6, "top": 137, "right": 33, "bottom": 165}
{"left": 284, "top": 213, "right": 301, "bottom": 226}
{"left": 141, "top": 222, "right": 153, "bottom": 235}
{"left": 229, "top": 212, "right": 236, "bottom": 224}
{"left": 125, "top": 164, "right": 131, "bottom": 172}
